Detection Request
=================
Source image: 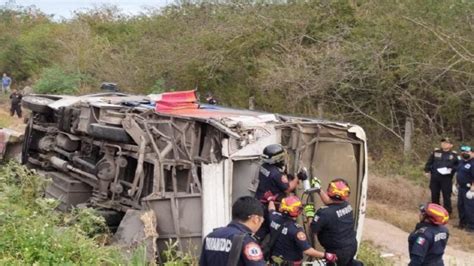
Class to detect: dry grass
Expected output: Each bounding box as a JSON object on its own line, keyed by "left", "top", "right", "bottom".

{"left": 367, "top": 200, "right": 419, "bottom": 233}
{"left": 368, "top": 174, "right": 474, "bottom": 251}
{"left": 0, "top": 95, "right": 27, "bottom": 131}
{"left": 368, "top": 173, "right": 431, "bottom": 211}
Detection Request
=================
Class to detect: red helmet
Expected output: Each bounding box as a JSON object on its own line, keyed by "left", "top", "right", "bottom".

{"left": 327, "top": 179, "right": 350, "bottom": 201}
{"left": 279, "top": 195, "right": 303, "bottom": 217}
{"left": 421, "top": 203, "right": 449, "bottom": 225}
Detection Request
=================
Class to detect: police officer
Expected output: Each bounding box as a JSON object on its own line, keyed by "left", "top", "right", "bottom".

{"left": 456, "top": 145, "right": 474, "bottom": 231}
{"left": 304, "top": 178, "right": 362, "bottom": 266}
{"left": 266, "top": 196, "right": 337, "bottom": 265}
{"left": 254, "top": 144, "right": 307, "bottom": 240}
{"left": 424, "top": 138, "right": 458, "bottom": 214}
{"left": 408, "top": 203, "right": 449, "bottom": 266}
{"left": 200, "top": 196, "right": 265, "bottom": 266}
{"left": 9, "top": 88, "right": 22, "bottom": 118}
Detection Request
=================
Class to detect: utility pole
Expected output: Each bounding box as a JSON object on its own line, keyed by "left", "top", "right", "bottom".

{"left": 404, "top": 117, "right": 413, "bottom": 156}
{"left": 249, "top": 96, "right": 255, "bottom": 110}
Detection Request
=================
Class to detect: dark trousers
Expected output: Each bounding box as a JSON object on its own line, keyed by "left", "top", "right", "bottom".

{"left": 255, "top": 207, "right": 270, "bottom": 242}
{"left": 458, "top": 188, "right": 474, "bottom": 230}
{"left": 430, "top": 175, "right": 453, "bottom": 213}
{"left": 458, "top": 188, "right": 467, "bottom": 227}
{"left": 10, "top": 104, "right": 22, "bottom": 118}
{"left": 327, "top": 244, "right": 363, "bottom": 266}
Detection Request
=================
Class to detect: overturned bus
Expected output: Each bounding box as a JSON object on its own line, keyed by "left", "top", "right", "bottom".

{"left": 21, "top": 90, "right": 368, "bottom": 259}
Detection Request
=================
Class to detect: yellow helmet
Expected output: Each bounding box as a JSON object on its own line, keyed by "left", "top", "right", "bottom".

{"left": 279, "top": 196, "right": 303, "bottom": 217}
{"left": 327, "top": 179, "right": 350, "bottom": 201}
{"left": 421, "top": 203, "right": 449, "bottom": 225}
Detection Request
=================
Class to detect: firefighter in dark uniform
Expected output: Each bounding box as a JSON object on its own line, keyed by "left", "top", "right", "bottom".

{"left": 266, "top": 195, "right": 337, "bottom": 265}
{"left": 254, "top": 144, "right": 307, "bottom": 240}
{"left": 304, "top": 179, "right": 362, "bottom": 266}
{"left": 408, "top": 203, "right": 449, "bottom": 266}
{"left": 424, "top": 138, "right": 459, "bottom": 214}
{"left": 200, "top": 196, "right": 265, "bottom": 266}
{"left": 456, "top": 145, "right": 474, "bottom": 231}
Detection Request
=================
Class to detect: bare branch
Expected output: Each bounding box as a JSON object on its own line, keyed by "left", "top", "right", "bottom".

{"left": 403, "top": 16, "right": 474, "bottom": 63}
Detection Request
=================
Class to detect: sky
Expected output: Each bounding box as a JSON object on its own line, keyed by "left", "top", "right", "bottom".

{"left": 6, "top": 0, "right": 170, "bottom": 18}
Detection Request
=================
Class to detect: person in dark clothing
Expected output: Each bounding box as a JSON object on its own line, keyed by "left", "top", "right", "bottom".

{"left": 408, "top": 203, "right": 449, "bottom": 266}
{"left": 424, "top": 138, "right": 459, "bottom": 214}
{"left": 199, "top": 196, "right": 265, "bottom": 266}
{"left": 9, "top": 89, "right": 22, "bottom": 118}
{"left": 205, "top": 93, "right": 218, "bottom": 105}
{"left": 304, "top": 178, "right": 362, "bottom": 266}
{"left": 456, "top": 145, "right": 474, "bottom": 231}
{"left": 267, "top": 196, "right": 337, "bottom": 265}
{"left": 254, "top": 144, "right": 307, "bottom": 241}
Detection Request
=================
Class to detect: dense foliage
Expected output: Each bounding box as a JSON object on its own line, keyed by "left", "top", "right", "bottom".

{"left": 0, "top": 0, "right": 472, "bottom": 157}
{"left": 0, "top": 162, "right": 124, "bottom": 264}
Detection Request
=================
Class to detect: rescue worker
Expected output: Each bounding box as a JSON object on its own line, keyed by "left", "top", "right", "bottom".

{"left": 254, "top": 144, "right": 308, "bottom": 240}
{"left": 266, "top": 195, "right": 337, "bottom": 265}
{"left": 456, "top": 145, "right": 474, "bottom": 231}
{"left": 424, "top": 138, "right": 458, "bottom": 214}
{"left": 408, "top": 203, "right": 449, "bottom": 266}
{"left": 9, "top": 88, "right": 22, "bottom": 118}
{"left": 304, "top": 178, "right": 362, "bottom": 266}
{"left": 199, "top": 196, "right": 265, "bottom": 266}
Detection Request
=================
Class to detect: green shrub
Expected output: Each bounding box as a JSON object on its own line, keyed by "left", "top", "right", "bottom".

{"left": 357, "top": 241, "right": 393, "bottom": 266}
{"left": 162, "top": 239, "right": 197, "bottom": 265}
{"left": 148, "top": 79, "right": 167, "bottom": 94}
{"left": 34, "top": 66, "right": 82, "bottom": 94}
{"left": 64, "top": 208, "right": 110, "bottom": 238}
{"left": 0, "top": 161, "right": 124, "bottom": 265}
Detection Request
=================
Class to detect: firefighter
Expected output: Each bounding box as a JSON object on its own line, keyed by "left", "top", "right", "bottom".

{"left": 424, "top": 138, "right": 458, "bottom": 214}
{"left": 456, "top": 145, "right": 474, "bottom": 231}
{"left": 254, "top": 144, "right": 308, "bottom": 240}
{"left": 199, "top": 196, "right": 265, "bottom": 266}
{"left": 304, "top": 178, "right": 362, "bottom": 266}
{"left": 266, "top": 195, "right": 337, "bottom": 265}
{"left": 408, "top": 203, "right": 449, "bottom": 266}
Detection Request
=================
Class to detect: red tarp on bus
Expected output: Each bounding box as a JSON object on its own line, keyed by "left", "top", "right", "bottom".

{"left": 155, "top": 90, "right": 199, "bottom": 111}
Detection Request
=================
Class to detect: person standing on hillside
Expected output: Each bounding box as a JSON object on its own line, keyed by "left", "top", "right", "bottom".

{"left": 456, "top": 145, "right": 474, "bottom": 231}
{"left": 408, "top": 203, "right": 449, "bottom": 266}
{"left": 205, "top": 93, "right": 218, "bottom": 105}
{"left": 2, "top": 73, "right": 12, "bottom": 94}
{"left": 424, "top": 138, "right": 459, "bottom": 214}
{"left": 9, "top": 89, "right": 22, "bottom": 118}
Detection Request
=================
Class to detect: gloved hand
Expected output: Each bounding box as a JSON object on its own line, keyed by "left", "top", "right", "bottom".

{"left": 304, "top": 204, "right": 315, "bottom": 218}
{"left": 262, "top": 191, "right": 278, "bottom": 203}
{"left": 310, "top": 177, "right": 322, "bottom": 193}
{"left": 297, "top": 167, "right": 309, "bottom": 181}
{"left": 324, "top": 252, "right": 338, "bottom": 263}
{"left": 466, "top": 190, "right": 474, "bottom": 200}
